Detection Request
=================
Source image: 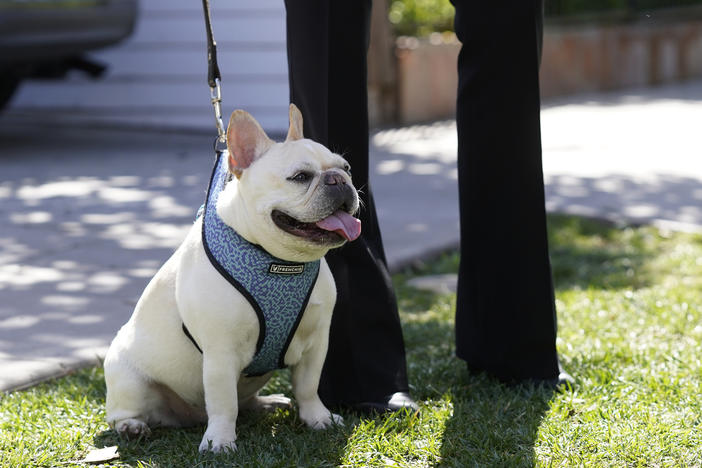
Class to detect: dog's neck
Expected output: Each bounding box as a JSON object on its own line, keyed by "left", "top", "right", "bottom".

{"left": 215, "top": 179, "right": 260, "bottom": 246}
{"left": 210, "top": 160, "right": 335, "bottom": 263}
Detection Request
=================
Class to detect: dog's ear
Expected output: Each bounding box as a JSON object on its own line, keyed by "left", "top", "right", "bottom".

{"left": 285, "top": 103, "right": 304, "bottom": 142}
{"left": 226, "top": 110, "right": 274, "bottom": 177}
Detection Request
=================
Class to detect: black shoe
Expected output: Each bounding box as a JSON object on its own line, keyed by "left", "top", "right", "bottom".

{"left": 350, "top": 392, "right": 419, "bottom": 414}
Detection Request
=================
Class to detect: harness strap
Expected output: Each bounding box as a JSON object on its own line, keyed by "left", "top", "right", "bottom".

{"left": 182, "top": 152, "right": 321, "bottom": 377}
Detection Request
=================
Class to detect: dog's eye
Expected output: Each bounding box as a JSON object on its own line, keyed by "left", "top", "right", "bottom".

{"left": 289, "top": 171, "right": 312, "bottom": 183}
{"left": 343, "top": 164, "right": 351, "bottom": 175}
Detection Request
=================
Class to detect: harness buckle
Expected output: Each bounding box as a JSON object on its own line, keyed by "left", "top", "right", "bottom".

{"left": 209, "top": 78, "right": 226, "bottom": 145}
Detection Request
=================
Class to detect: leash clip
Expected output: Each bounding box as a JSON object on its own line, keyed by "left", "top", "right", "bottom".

{"left": 210, "top": 78, "right": 226, "bottom": 145}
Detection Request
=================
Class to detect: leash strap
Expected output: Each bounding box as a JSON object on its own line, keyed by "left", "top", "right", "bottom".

{"left": 202, "top": 0, "right": 226, "bottom": 144}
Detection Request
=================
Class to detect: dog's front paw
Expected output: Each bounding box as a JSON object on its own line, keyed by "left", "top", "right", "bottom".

{"left": 114, "top": 418, "right": 151, "bottom": 439}
{"left": 199, "top": 424, "right": 237, "bottom": 453}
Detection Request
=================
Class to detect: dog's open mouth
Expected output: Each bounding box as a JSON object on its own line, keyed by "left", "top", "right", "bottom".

{"left": 272, "top": 209, "right": 361, "bottom": 243}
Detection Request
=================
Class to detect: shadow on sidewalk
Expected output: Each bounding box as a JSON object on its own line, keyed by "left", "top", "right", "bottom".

{"left": 546, "top": 174, "right": 702, "bottom": 233}
{"left": 0, "top": 124, "right": 215, "bottom": 389}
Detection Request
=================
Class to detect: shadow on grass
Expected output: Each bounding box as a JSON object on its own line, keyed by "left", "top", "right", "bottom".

{"left": 548, "top": 214, "right": 657, "bottom": 291}
{"left": 88, "top": 369, "right": 351, "bottom": 466}
{"left": 399, "top": 315, "right": 558, "bottom": 466}
{"left": 397, "top": 268, "right": 559, "bottom": 466}
{"left": 392, "top": 214, "right": 660, "bottom": 295}
{"left": 93, "top": 408, "right": 352, "bottom": 467}
{"left": 439, "top": 378, "right": 557, "bottom": 466}
{"left": 391, "top": 213, "right": 685, "bottom": 465}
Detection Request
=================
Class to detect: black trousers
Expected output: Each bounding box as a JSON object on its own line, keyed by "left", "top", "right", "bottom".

{"left": 452, "top": 0, "right": 560, "bottom": 382}
{"left": 284, "top": 0, "right": 410, "bottom": 406}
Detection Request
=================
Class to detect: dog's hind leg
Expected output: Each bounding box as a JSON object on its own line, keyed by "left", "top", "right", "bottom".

{"left": 104, "top": 357, "right": 157, "bottom": 438}
{"left": 104, "top": 353, "right": 189, "bottom": 438}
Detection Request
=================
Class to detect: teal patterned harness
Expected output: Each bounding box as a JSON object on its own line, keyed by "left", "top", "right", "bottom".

{"left": 184, "top": 151, "right": 320, "bottom": 376}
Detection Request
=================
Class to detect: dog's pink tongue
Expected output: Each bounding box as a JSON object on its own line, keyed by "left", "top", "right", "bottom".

{"left": 316, "top": 211, "right": 362, "bottom": 241}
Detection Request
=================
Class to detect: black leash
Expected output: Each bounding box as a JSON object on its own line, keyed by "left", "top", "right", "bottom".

{"left": 182, "top": 0, "right": 225, "bottom": 355}
{"left": 201, "top": 0, "right": 226, "bottom": 145}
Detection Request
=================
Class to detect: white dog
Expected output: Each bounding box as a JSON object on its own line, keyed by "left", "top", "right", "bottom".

{"left": 104, "top": 104, "right": 361, "bottom": 452}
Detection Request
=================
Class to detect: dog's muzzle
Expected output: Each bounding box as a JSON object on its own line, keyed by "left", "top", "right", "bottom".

{"left": 319, "top": 171, "right": 357, "bottom": 214}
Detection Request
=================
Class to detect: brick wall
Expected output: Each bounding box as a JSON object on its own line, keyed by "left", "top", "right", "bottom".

{"left": 541, "top": 13, "right": 702, "bottom": 97}
{"left": 392, "top": 8, "right": 702, "bottom": 124}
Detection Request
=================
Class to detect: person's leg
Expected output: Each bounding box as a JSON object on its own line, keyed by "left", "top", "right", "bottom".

{"left": 284, "top": 0, "right": 414, "bottom": 408}
{"left": 451, "top": 0, "right": 563, "bottom": 383}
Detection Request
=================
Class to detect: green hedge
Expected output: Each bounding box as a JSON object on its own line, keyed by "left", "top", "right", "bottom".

{"left": 389, "top": 0, "right": 702, "bottom": 37}
{"left": 389, "top": 0, "right": 455, "bottom": 37}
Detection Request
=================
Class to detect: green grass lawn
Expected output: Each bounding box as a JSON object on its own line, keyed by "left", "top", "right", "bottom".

{"left": 1, "top": 215, "right": 701, "bottom": 467}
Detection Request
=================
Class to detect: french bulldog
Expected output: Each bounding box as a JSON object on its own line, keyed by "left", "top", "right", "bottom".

{"left": 103, "top": 104, "right": 361, "bottom": 452}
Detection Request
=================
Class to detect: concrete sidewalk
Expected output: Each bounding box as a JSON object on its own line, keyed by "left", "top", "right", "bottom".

{"left": 1, "top": 79, "right": 701, "bottom": 392}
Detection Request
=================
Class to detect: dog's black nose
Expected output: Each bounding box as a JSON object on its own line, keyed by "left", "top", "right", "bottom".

{"left": 320, "top": 170, "right": 355, "bottom": 214}
{"left": 323, "top": 172, "right": 347, "bottom": 186}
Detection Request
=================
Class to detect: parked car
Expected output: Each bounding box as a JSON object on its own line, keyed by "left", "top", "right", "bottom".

{"left": 0, "top": 0, "right": 137, "bottom": 110}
